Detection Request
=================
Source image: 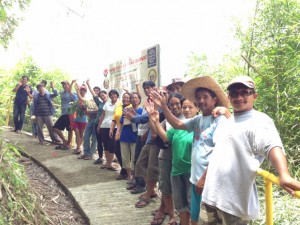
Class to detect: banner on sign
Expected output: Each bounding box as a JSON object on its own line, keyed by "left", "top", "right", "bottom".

{"left": 102, "top": 44, "right": 160, "bottom": 96}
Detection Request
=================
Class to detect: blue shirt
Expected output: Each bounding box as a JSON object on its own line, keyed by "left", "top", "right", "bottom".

{"left": 60, "top": 91, "right": 77, "bottom": 115}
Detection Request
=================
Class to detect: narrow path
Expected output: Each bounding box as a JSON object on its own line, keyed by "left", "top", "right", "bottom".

{"left": 1, "top": 127, "right": 169, "bottom": 225}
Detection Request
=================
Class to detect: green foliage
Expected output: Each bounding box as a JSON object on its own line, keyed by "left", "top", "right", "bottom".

{"left": 236, "top": 0, "right": 300, "bottom": 171}
{"left": 0, "top": 140, "right": 48, "bottom": 224}
{"left": 0, "top": 56, "right": 70, "bottom": 128}
{"left": 0, "top": 0, "right": 31, "bottom": 49}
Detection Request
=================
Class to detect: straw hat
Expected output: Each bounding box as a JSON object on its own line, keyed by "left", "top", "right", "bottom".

{"left": 181, "top": 75, "right": 229, "bottom": 108}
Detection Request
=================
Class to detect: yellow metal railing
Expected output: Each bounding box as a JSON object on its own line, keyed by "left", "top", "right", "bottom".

{"left": 257, "top": 168, "right": 300, "bottom": 225}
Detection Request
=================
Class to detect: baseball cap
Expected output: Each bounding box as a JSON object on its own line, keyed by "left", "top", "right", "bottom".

{"left": 227, "top": 76, "right": 255, "bottom": 90}
{"left": 166, "top": 78, "right": 185, "bottom": 91}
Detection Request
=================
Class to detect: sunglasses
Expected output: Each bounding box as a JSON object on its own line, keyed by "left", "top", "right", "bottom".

{"left": 228, "top": 89, "right": 254, "bottom": 98}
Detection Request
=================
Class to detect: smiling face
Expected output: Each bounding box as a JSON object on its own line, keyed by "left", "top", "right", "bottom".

{"left": 228, "top": 85, "right": 257, "bottom": 113}
{"left": 182, "top": 99, "right": 198, "bottom": 119}
{"left": 194, "top": 89, "right": 217, "bottom": 116}
{"left": 122, "top": 93, "right": 130, "bottom": 106}
{"left": 168, "top": 97, "right": 182, "bottom": 117}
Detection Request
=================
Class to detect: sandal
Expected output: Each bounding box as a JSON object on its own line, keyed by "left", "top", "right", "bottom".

{"left": 77, "top": 154, "right": 85, "bottom": 159}
{"left": 139, "top": 193, "right": 158, "bottom": 199}
{"left": 151, "top": 211, "right": 166, "bottom": 225}
{"left": 72, "top": 149, "right": 82, "bottom": 155}
{"left": 135, "top": 197, "right": 152, "bottom": 208}
{"left": 55, "top": 145, "right": 70, "bottom": 150}
{"left": 151, "top": 209, "right": 167, "bottom": 216}
{"left": 83, "top": 156, "right": 92, "bottom": 160}
{"left": 130, "top": 186, "right": 146, "bottom": 194}
{"left": 106, "top": 166, "right": 118, "bottom": 171}
{"left": 100, "top": 165, "right": 107, "bottom": 169}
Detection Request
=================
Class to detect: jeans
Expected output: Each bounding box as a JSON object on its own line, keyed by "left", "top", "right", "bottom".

{"left": 83, "top": 121, "right": 97, "bottom": 157}
{"left": 95, "top": 124, "right": 104, "bottom": 158}
{"left": 13, "top": 103, "right": 27, "bottom": 131}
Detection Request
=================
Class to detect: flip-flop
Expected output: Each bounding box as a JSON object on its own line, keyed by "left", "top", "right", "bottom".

{"left": 150, "top": 211, "right": 166, "bottom": 225}
{"left": 151, "top": 209, "right": 168, "bottom": 216}
{"left": 106, "top": 166, "right": 118, "bottom": 171}
{"left": 135, "top": 198, "right": 152, "bottom": 208}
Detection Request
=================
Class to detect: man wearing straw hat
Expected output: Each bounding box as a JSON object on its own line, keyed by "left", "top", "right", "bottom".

{"left": 150, "top": 75, "right": 230, "bottom": 225}
{"left": 198, "top": 76, "right": 300, "bottom": 225}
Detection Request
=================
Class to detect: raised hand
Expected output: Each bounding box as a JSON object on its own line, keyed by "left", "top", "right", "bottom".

{"left": 149, "top": 90, "right": 168, "bottom": 108}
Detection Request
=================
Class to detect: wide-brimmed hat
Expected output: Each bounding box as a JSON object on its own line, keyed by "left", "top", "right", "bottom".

{"left": 166, "top": 78, "right": 185, "bottom": 91}
{"left": 181, "top": 75, "right": 229, "bottom": 107}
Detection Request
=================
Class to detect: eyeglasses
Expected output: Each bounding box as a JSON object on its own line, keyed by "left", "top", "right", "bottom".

{"left": 228, "top": 89, "right": 254, "bottom": 98}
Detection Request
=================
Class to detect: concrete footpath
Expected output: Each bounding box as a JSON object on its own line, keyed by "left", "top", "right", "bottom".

{"left": 1, "top": 126, "right": 171, "bottom": 225}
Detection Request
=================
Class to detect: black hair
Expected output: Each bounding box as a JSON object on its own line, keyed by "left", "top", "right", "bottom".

{"left": 22, "top": 75, "right": 29, "bottom": 81}
{"left": 100, "top": 90, "right": 107, "bottom": 95}
{"left": 41, "top": 80, "right": 47, "bottom": 86}
{"left": 168, "top": 92, "right": 184, "bottom": 103}
{"left": 108, "top": 89, "right": 119, "bottom": 98}
{"left": 93, "top": 86, "right": 101, "bottom": 91}
{"left": 130, "top": 92, "right": 142, "bottom": 104}
{"left": 142, "top": 80, "right": 155, "bottom": 88}
{"left": 195, "top": 87, "right": 217, "bottom": 98}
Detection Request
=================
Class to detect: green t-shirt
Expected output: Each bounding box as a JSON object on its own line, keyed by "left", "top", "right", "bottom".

{"left": 167, "top": 128, "right": 193, "bottom": 176}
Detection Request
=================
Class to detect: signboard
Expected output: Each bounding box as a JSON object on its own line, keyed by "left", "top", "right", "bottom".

{"left": 102, "top": 44, "right": 160, "bottom": 96}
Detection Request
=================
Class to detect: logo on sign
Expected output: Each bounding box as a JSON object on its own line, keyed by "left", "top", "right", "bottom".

{"left": 147, "top": 47, "right": 156, "bottom": 68}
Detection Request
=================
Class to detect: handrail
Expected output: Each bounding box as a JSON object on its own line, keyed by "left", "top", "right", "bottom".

{"left": 257, "top": 168, "right": 300, "bottom": 225}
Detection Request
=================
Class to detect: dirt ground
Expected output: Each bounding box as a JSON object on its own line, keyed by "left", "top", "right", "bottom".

{"left": 20, "top": 157, "right": 87, "bottom": 225}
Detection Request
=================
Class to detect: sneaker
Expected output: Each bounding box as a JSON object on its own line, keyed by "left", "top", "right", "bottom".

{"left": 94, "top": 158, "right": 103, "bottom": 165}
{"left": 16, "top": 130, "right": 21, "bottom": 134}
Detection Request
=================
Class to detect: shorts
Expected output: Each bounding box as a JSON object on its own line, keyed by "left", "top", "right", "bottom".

{"left": 171, "top": 172, "right": 191, "bottom": 213}
{"left": 101, "top": 128, "right": 116, "bottom": 153}
{"left": 190, "top": 184, "right": 202, "bottom": 222}
{"left": 199, "top": 203, "right": 249, "bottom": 225}
{"left": 135, "top": 143, "right": 159, "bottom": 181}
{"left": 158, "top": 158, "right": 172, "bottom": 195}
{"left": 53, "top": 114, "right": 71, "bottom": 131}
{"left": 72, "top": 121, "right": 87, "bottom": 131}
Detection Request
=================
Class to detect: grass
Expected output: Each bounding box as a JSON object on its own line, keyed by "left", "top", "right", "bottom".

{"left": 0, "top": 140, "right": 49, "bottom": 225}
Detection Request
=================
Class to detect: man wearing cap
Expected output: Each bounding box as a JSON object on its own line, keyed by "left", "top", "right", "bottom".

{"left": 166, "top": 78, "right": 185, "bottom": 94}
{"left": 151, "top": 75, "right": 230, "bottom": 225}
{"left": 12, "top": 75, "right": 33, "bottom": 133}
{"left": 199, "top": 76, "right": 300, "bottom": 224}
{"left": 33, "top": 82, "right": 61, "bottom": 144}
{"left": 53, "top": 80, "right": 78, "bottom": 149}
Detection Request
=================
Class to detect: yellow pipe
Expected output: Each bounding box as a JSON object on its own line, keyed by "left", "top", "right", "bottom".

{"left": 257, "top": 168, "right": 300, "bottom": 198}
{"left": 264, "top": 179, "right": 273, "bottom": 225}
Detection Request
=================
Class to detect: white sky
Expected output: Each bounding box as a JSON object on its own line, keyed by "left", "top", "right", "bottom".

{"left": 0, "top": 0, "right": 255, "bottom": 86}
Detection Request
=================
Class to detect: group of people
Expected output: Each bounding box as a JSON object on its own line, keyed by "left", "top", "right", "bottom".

{"left": 12, "top": 74, "right": 300, "bottom": 225}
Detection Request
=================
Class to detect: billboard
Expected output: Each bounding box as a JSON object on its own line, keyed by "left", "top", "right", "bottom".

{"left": 102, "top": 44, "right": 160, "bottom": 96}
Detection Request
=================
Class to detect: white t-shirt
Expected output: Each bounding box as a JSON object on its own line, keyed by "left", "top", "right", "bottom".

{"left": 100, "top": 101, "right": 118, "bottom": 128}
{"left": 184, "top": 114, "right": 227, "bottom": 185}
{"left": 202, "top": 109, "right": 284, "bottom": 220}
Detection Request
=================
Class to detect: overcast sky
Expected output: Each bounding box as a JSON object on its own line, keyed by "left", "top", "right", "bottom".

{"left": 0, "top": 0, "right": 255, "bottom": 86}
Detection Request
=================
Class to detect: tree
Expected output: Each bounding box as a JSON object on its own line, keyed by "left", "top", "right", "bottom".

{"left": 0, "top": 0, "right": 31, "bottom": 49}
{"left": 237, "top": 0, "right": 300, "bottom": 167}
